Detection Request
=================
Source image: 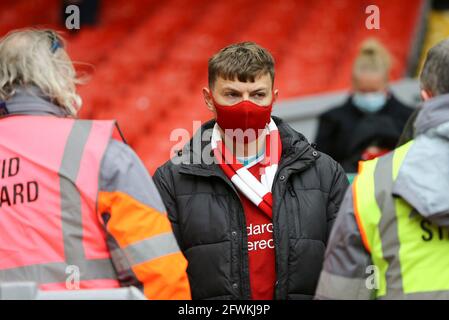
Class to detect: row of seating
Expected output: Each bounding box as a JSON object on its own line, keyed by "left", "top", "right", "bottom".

{"left": 0, "top": 0, "right": 424, "bottom": 173}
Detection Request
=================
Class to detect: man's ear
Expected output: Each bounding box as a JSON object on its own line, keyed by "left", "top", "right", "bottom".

{"left": 274, "top": 89, "right": 279, "bottom": 102}
{"left": 203, "top": 87, "right": 216, "bottom": 113}
{"left": 421, "top": 89, "right": 433, "bottom": 101}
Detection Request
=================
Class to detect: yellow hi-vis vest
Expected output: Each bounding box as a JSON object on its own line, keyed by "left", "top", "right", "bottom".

{"left": 353, "top": 141, "right": 449, "bottom": 299}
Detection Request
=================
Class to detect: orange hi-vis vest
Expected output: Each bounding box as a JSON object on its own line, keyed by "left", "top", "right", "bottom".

{"left": 0, "top": 115, "right": 120, "bottom": 290}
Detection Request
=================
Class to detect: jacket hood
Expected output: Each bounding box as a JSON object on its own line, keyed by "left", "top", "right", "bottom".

{"left": 414, "top": 93, "right": 449, "bottom": 136}
{"left": 393, "top": 93, "right": 449, "bottom": 226}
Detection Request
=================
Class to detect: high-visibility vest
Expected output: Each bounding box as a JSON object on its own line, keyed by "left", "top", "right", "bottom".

{"left": 353, "top": 141, "right": 449, "bottom": 299}
{"left": 0, "top": 115, "right": 120, "bottom": 290}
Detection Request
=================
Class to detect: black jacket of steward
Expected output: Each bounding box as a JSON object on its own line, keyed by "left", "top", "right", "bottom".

{"left": 153, "top": 116, "right": 349, "bottom": 300}
{"left": 315, "top": 94, "right": 414, "bottom": 173}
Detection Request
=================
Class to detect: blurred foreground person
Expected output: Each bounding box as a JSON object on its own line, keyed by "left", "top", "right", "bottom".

{"left": 315, "top": 39, "right": 413, "bottom": 173}
{"left": 0, "top": 29, "right": 190, "bottom": 299}
{"left": 154, "top": 42, "right": 348, "bottom": 300}
{"left": 316, "top": 38, "right": 449, "bottom": 300}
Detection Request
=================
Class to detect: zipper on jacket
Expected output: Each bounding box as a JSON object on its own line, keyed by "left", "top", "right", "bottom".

{"left": 272, "top": 155, "right": 315, "bottom": 299}
{"left": 206, "top": 172, "right": 252, "bottom": 299}
{"left": 288, "top": 184, "right": 300, "bottom": 238}
{"left": 234, "top": 194, "right": 252, "bottom": 300}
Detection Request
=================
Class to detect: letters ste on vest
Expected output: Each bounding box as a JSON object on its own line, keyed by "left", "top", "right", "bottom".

{"left": 354, "top": 141, "right": 449, "bottom": 298}
{"left": 0, "top": 157, "right": 38, "bottom": 208}
{"left": 420, "top": 218, "right": 449, "bottom": 242}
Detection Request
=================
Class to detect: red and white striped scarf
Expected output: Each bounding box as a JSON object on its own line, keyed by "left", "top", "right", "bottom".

{"left": 211, "top": 118, "right": 282, "bottom": 219}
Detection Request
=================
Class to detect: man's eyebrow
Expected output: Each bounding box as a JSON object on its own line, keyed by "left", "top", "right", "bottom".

{"left": 221, "top": 86, "right": 242, "bottom": 92}
{"left": 250, "top": 87, "right": 269, "bottom": 93}
{"left": 220, "top": 86, "right": 269, "bottom": 92}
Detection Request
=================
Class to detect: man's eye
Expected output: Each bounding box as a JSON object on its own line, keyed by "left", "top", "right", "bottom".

{"left": 254, "top": 93, "right": 266, "bottom": 98}
{"left": 225, "top": 92, "right": 238, "bottom": 97}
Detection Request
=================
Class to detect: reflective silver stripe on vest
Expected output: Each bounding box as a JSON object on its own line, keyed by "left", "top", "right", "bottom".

{"left": 374, "top": 152, "right": 404, "bottom": 298}
{"left": 59, "top": 121, "right": 91, "bottom": 263}
{"left": 379, "top": 290, "right": 449, "bottom": 300}
{"left": 0, "top": 259, "right": 116, "bottom": 283}
{"left": 111, "top": 233, "right": 180, "bottom": 270}
{"left": 0, "top": 121, "right": 117, "bottom": 284}
{"left": 400, "top": 291, "right": 449, "bottom": 299}
{"left": 315, "top": 270, "right": 374, "bottom": 300}
{"left": 373, "top": 152, "right": 449, "bottom": 300}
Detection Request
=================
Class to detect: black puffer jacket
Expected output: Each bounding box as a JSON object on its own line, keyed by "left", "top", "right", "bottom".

{"left": 153, "top": 116, "right": 349, "bottom": 300}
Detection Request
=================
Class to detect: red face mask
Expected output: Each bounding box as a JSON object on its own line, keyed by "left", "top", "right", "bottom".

{"left": 212, "top": 95, "right": 273, "bottom": 137}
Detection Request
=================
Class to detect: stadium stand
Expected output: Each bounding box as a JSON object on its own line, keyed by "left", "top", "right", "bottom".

{"left": 0, "top": 0, "right": 426, "bottom": 173}
{"left": 417, "top": 6, "right": 449, "bottom": 75}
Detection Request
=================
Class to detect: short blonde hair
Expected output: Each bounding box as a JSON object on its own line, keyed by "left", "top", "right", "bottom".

{"left": 0, "top": 28, "right": 83, "bottom": 116}
{"left": 353, "top": 38, "right": 392, "bottom": 81}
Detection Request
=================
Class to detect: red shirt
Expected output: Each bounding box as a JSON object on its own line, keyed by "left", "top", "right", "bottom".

{"left": 238, "top": 161, "right": 276, "bottom": 300}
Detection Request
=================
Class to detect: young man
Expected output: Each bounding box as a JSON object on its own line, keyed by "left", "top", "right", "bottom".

{"left": 154, "top": 42, "right": 348, "bottom": 300}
